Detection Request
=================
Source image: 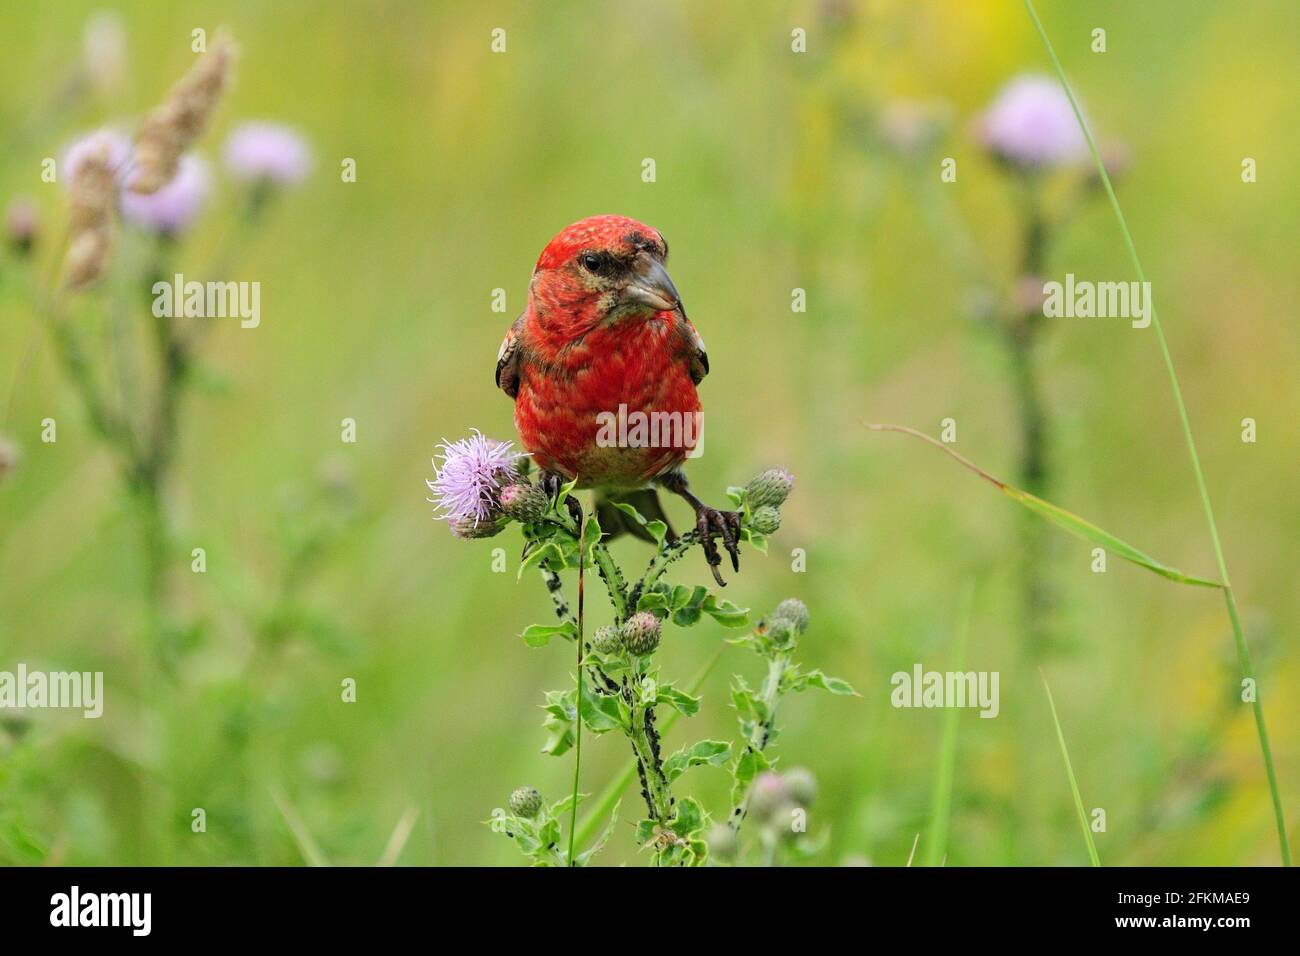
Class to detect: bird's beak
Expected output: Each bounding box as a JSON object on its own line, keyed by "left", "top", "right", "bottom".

{"left": 625, "top": 253, "right": 681, "bottom": 314}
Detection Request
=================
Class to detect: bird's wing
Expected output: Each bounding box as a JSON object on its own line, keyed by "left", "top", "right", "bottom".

{"left": 495, "top": 311, "right": 526, "bottom": 399}
{"left": 676, "top": 312, "right": 709, "bottom": 385}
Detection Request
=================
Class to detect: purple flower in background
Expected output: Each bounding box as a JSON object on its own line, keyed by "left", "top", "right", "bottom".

{"left": 427, "top": 430, "right": 526, "bottom": 530}
{"left": 223, "top": 122, "right": 311, "bottom": 185}
{"left": 62, "top": 129, "right": 132, "bottom": 186}
{"left": 977, "top": 75, "right": 1087, "bottom": 169}
{"left": 121, "top": 154, "right": 211, "bottom": 235}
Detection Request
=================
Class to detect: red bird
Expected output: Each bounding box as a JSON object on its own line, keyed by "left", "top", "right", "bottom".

{"left": 495, "top": 215, "right": 741, "bottom": 584}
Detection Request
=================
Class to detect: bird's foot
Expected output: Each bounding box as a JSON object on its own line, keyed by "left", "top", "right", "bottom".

{"left": 692, "top": 503, "right": 742, "bottom": 587}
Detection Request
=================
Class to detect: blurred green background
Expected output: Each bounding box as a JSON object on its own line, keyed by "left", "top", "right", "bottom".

{"left": 0, "top": 0, "right": 1295, "bottom": 866}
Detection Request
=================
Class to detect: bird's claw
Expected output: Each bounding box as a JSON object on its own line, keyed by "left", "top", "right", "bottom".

{"left": 694, "top": 505, "right": 742, "bottom": 587}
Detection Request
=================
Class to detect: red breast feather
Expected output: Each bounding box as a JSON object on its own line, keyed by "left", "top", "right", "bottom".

{"left": 515, "top": 315, "right": 701, "bottom": 489}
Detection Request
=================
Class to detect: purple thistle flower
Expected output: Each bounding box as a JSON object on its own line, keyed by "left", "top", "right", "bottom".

{"left": 121, "top": 154, "right": 211, "bottom": 235}
{"left": 976, "top": 74, "right": 1087, "bottom": 169}
{"left": 427, "top": 430, "right": 526, "bottom": 530}
{"left": 223, "top": 122, "right": 312, "bottom": 185}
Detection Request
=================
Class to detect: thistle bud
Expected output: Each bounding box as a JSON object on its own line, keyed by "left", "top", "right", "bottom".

{"left": 449, "top": 515, "right": 506, "bottom": 539}
{"left": 747, "top": 771, "right": 788, "bottom": 824}
{"left": 762, "top": 617, "right": 796, "bottom": 649}
{"left": 592, "top": 624, "right": 623, "bottom": 656}
{"left": 509, "top": 786, "right": 543, "bottom": 819}
{"left": 498, "top": 482, "right": 549, "bottom": 522}
{"left": 4, "top": 198, "right": 38, "bottom": 255}
{"left": 771, "top": 598, "right": 809, "bottom": 635}
{"left": 748, "top": 505, "right": 781, "bottom": 535}
{"left": 621, "top": 612, "right": 661, "bottom": 656}
{"left": 705, "top": 823, "right": 738, "bottom": 863}
{"left": 746, "top": 468, "right": 794, "bottom": 509}
{"left": 782, "top": 767, "right": 817, "bottom": 807}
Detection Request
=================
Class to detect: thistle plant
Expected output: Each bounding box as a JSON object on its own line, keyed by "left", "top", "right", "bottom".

{"left": 5, "top": 31, "right": 311, "bottom": 669}
{"left": 431, "top": 434, "right": 850, "bottom": 866}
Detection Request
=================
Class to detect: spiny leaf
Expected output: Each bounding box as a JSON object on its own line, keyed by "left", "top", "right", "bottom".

{"left": 520, "top": 621, "right": 576, "bottom": 647}
{"left": 788, "top": 668, "right": 857, "bottom": 696}
{"left": 612, "top": 501, "right": 668, "bottom": 546}
{"left": 663, "top": 740, "right": 732, "bottom": 783}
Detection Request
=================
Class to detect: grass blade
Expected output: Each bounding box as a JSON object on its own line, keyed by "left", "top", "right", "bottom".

{"left": 924, "top": 581, "right": 975, "bottom": 867}
{"left": 1040, "top": 673, "right": 1100, "bottom": 866}
{"left": 270, "top": 785, "right": 331, "bottom": 867}
{"left": 866, "top": 424, "right": 1220, "bottom": 587}
{"left": 375, "top": 806, "right": 419, "bottom": 867}
{"left": 1022, "top": 0, "right": 1290, "bottom": 867}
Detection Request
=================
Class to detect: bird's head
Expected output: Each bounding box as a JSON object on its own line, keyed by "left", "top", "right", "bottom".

{"left": 527, "top": 215, "right": 682, "bottom": 341}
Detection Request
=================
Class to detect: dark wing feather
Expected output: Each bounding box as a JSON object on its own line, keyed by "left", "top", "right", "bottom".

{"left": 495, "top": 311, "right": 526, "bottom": 399}
{"left": 676, "top": 312, "right": 709, "bottom": 385}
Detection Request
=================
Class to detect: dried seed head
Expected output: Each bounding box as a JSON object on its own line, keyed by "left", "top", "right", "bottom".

{"left": 622, "top": 612, "right": 662, "bottom": 656}
{"left": 746, "top": 467, "right": 794, "bottom": 509}
{"left": 64, "top": 229, "right": 114, "bottom": 291}
{"left": 591, "top": 624, "right": 623, "bottom": 656}
{"left": 509, "top": 786, "right": 543, "bottom": 819}
{"left": 131, "top": 31, "right": 237, "bottom": 195}
{"left": 770, "top": 597, "right": 809, "bottom": 635}
{"left": 748, "top": 504, "right": 781, "bottom": 535}
{"left": 66, "top": 134, "right": 118, "bottom": 232}
{"left": 498, "top": 482, "right": 549, "bottom": 523}
{"left": 62, "top": 131, "right": 121, "bottom": 290}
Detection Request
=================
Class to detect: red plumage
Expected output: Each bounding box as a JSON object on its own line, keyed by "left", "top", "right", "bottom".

{"left": 496, "top": 215, "right": 740, "bottom": 580}
{"left": 498, "top": 215, "right": 707, "bottom": 490}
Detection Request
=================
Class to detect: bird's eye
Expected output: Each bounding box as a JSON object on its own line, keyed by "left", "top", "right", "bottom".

{"left": 579, "top": 252, "right": 606, "bottom": 275}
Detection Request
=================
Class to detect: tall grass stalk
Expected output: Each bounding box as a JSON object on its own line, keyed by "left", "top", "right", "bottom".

{"left": 924, "top": 581, "right": 975, "bottom": 867}
{"left": 1023, "top": 0, "right": 1291, "bottom": 866}
{"left": 1040, "top": 672, "right": 1100, "bottom": 866}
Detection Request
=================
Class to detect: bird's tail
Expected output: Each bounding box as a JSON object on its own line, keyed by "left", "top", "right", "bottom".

{"left": 594, "top": 488, "right": 677, "bottom": 544}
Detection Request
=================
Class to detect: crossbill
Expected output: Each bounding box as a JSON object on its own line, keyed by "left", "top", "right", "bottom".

{"left": 495, "top": 215, "right": 741, "bottom": 583}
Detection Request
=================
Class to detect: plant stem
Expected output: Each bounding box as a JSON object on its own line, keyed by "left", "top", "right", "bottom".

{"left": 628, "top": 694, "right": 673, "bottom": 823}
{"left": 1024, "top": 0, "right": 1290, "bottom": 866}
{"left": 591, "top": 541, "right": 628, "bottom": 620}
{"left": 572, "top": 647, "right": 723, "bottom": 849}
{"left": 1008, "top": 187, "right": 1054, "bottom": 659}
{"left": 566, "top": 513, "right": 587, "bottom": 865}
{"left": 728, "top": 651, "right": 790, "bottom": 834}
{"left": 925, "top": 581, "right": 975, "bottom": 866}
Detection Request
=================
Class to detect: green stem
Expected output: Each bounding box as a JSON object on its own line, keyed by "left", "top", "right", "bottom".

{"left": 628, "top": 695, "right": 673, "bottom": 823}
{"left": 591, "top": 541, "right": 628, "bottom": 620}
{"left": 924, "top": 581, "right": 975, "bottom": 867}
{"left": 572, "top": 647, "right": 723, "bottom": 849}
{"left": 728, "top": 651, "right": 790, "bottom": 834}
{"left": 1024, "top": 0, "right": 1290, "bottom": 866}
{"left": 566, "top": 513, "right": 587, "bottom": 865}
